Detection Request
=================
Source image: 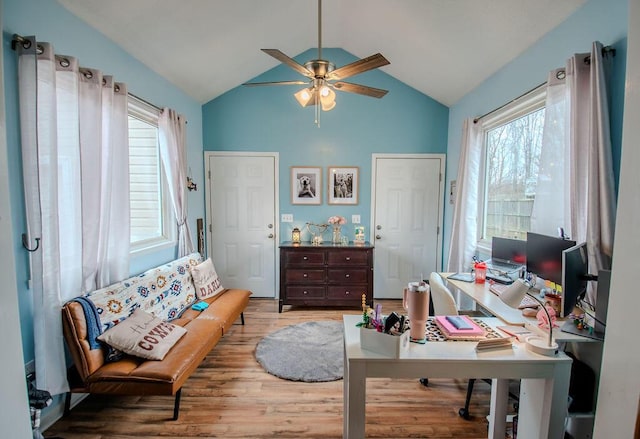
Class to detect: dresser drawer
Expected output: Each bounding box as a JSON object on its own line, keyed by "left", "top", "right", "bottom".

{"left": 327, "top": 250, "right": 369, "bottom": 266}
{"left": 286, "top": 286, "right": 325, "bottom": 299}
{"left": 327, "top": 286, "right": 364, "bottom": 300}
{"left": 328, "top": 268, "right": 368, "bottom": 284}
{"left": 286, "top": 251, "right": 325, "bottom": 266}
{"left": 285, "top": 269, "right": 325, "bottom": 283}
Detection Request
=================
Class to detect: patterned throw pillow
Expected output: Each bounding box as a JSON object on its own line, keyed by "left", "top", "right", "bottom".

{"left": 191, "top": 258, "right": 224, "bottom": 300}
{"left": 97, "top": 309, "right": 186, "bottom": 361}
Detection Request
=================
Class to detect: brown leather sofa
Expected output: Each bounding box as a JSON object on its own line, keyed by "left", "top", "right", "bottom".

{"left": 62, "top": 279, "right": 251, "bottom": 420}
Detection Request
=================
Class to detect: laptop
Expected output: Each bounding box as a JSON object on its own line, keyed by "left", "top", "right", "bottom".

{"left": 486, "top": 237, "right": 526, "bottom": 274}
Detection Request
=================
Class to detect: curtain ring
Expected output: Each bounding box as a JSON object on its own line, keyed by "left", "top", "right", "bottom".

{"left": 22, "top": 233, "right": 40, "bottom": 252}
{"left": 556, "top": 69, "right": 566, "bottom": 80}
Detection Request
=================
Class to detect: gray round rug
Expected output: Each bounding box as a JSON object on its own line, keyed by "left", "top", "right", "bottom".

{"left": 255, "top": 320, "right": 344, "bottom": 382}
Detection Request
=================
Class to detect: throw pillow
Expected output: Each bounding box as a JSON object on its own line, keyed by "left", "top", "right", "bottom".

{"left": 191, "top": 258, "right": 224, "bottom": 300}
{"left": 97, "top": 309, "right": 186, "bottom": 361}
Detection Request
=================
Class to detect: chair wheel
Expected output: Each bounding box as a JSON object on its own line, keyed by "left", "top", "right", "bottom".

{"left": 458, "top": 407, "right": 470, "bottom": 420}
{"left": 419, "top": 378, "right": 429, "bottom": 387}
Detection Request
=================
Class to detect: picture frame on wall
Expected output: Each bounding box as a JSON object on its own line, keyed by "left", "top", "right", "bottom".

{"left": 291, "top": 166, "right": 322, "bottom": 205}
{"left": 328, "top": 166, "right": 359, "bottom": 205}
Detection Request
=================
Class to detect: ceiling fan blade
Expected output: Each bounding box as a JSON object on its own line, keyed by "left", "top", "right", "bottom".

{"left": 333, "top": 81, "right": 388, "bottom": 98}
{"left": 243, "top": 80, "right": 309, "bottom": 87}
{"left": 262, "top": 49, "right": 315, "bottom": 78}
{"left": 327, "top": 53, "right": 390, "bottom": 81}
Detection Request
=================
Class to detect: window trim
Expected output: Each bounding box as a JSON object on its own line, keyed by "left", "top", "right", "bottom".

{"left": 128, "top": 95, "right": 176, "bottom": 255}
{"left": 476, "top": 85, "right": 547, "bottom": 254}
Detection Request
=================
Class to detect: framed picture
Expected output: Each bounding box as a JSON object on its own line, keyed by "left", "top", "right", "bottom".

{"left": 291, "top": 166, "right": 321, "bottom": 205}
{"left": 328, "top": 166, "right": 359, "bottom": 205}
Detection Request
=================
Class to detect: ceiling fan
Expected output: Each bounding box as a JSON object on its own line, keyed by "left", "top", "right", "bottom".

{"left": 243, "top": 0, "right": 390, "bottom": 123}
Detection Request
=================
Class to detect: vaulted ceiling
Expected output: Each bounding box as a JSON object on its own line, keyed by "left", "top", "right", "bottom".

{"left": 57, "top": 0, "right": 586, "bottom": 106}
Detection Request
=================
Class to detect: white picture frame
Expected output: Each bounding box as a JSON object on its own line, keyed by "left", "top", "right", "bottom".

{"left": 291, "top": 166, "right": 321, "bottom": 205}
{"left": 328, "top": 166, "right": 358, "bottom": 205}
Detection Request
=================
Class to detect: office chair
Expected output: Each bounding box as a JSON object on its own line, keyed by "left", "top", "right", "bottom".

{"left": 424, "top": 272, "right": 516, "bottom": 420}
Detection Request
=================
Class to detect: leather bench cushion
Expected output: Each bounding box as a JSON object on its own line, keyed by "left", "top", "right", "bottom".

{"left": 86, "top": 318, "right": 223, "bottom": 395}
{"left": 196, "top": 289, "right": 252, "bottom": 334}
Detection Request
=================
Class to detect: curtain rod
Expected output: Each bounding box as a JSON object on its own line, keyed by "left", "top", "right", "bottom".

{"left": 129, "top": 93, "right": 163, "bottom": 112}
{"left": 473, "top": 45, "right": 616, "bottom": 124}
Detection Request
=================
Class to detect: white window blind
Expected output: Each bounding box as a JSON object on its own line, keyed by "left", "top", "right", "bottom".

{"left": 128, "top": 96, "right": 174, "bottom": 251}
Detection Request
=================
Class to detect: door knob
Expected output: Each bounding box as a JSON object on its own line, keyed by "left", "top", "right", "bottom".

{"left": 268, "top": 233, "right": 274, "bottom": 238}
{"left": 376, "top": 225, "right": 382, "bottom": 230}
{"left": 268, "top": 224, "right": 273, "bottom": 229}
{"left": 376, "top": 234, "right": 382, "bottom": 240}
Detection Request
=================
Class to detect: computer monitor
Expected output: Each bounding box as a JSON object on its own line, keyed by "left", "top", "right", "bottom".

{"left": 491, "top": 237, "right": 527, "bottom": 265}
{"left": 561, "top": 242, "right": 589, "bottom": 318}
{"left": 525, "top": 232, "right": 576, "bottom": 286}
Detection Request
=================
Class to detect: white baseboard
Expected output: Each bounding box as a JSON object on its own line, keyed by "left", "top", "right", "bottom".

{"left": 39, "top": 393, "right": 88, "bottom": 433}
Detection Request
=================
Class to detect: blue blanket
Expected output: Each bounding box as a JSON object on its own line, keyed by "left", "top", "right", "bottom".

{"left": 72, "top": 297, "right": 102, "bottom": 350}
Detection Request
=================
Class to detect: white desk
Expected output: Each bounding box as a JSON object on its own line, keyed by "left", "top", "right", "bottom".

{"left": 444, "top": 274, "right": 599, "bottom": 343}
{"left": 343, "top": 314, "right": 572, "bottom": 439}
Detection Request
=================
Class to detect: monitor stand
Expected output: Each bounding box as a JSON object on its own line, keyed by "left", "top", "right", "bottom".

{"left": 560, "top": 321, "right": 604, "bottom": 341}
{"left": 560, "top": 269, "right": 610, "bottom": 342}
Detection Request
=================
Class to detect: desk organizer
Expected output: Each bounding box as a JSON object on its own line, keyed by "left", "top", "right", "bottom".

{"left": 359, "top": 328, "right": 410, "bottom": 357}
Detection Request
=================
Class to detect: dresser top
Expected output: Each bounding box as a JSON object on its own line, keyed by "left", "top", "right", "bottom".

{"left": 280, "top": 241, "right": 373, "bottom": 249}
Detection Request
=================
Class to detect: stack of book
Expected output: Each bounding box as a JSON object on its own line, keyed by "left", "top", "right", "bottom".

{"left": 434, "top": 315, "right": 487, "bottom": 340}
{"left": 475, "top": 337, "right": 514, "bottom": 352}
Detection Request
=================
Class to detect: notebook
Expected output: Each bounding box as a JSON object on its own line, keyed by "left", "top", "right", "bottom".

{"left": 434, "top": 315, "right": 486, "bottom": 340}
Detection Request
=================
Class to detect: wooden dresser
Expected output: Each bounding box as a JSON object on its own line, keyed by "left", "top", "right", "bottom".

{"left": 279, "top": 242, "right": 374, "bottom": 313}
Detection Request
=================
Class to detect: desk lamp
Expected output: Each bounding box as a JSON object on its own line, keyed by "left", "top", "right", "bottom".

{"left": 499, "top": 278, "right": 559, "bottom": 356}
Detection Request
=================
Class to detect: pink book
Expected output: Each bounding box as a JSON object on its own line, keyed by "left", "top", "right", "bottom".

{"left": 434, "top": 315, "right": 485, "bottom": 337}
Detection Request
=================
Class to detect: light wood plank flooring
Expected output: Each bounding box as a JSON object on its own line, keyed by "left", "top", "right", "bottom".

{"left": 45, "top": 299, "right": 507, "bottom": 439}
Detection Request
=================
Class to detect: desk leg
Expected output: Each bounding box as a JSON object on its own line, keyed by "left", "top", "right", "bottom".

{"left": 343, "top": 359, "right": 366, "bottom": 439}
{"left": 488, "top": 378, "right": 508, "bottom": 439}
{"left": 518, "top": 362, "right": 571, "bottom": 439}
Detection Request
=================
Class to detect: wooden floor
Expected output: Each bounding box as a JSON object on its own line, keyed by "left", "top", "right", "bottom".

{"left": 45, "top": 299, "right": 505, "bottom": 439}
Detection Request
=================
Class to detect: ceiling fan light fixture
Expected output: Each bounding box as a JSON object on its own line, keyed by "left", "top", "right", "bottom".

{"left": 294, "top": 87, "right": 314, "bottom": 107}
{"left": 320, "top": 87, "right": 336, "bottom": 111}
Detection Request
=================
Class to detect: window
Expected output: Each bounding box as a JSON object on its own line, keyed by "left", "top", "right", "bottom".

{"left": 478, "top": 87, "right": 546, "bottom": 246}
{"left": 128, "top": 96, "right": 174, "bottom": 252}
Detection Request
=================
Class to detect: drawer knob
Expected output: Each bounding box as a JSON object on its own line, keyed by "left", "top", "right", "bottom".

{"left": 303, "top": 256, "right": 308, "bottom": 260}
{"left": 345, "top": 274, "right": 350, "bottom": 278}
{"left": 345, "top": 291, "right": 350, "bottom": 295}
{"left": 303, "top": 273, "right": 308, "bottom": 278}
{"left": 345, "top": 256, "right": 351, "bottom": 261}
{"left": 303, "top": 290, "right": 308, "bottom": 295}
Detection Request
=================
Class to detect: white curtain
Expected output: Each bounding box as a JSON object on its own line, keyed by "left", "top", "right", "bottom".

{"left": 447, "top": 118, "right": 483, "bottom": 274}
{"left": 17, "top": 37, "right": 130, "bottom": 395}
{"left": 532, "top": 41, "right": 616, "bottom": 304}
{"left": 530, "top": 68, "right": 571, "bottom": 236}
{"left": 447, "top": 119, "right": 483, "bottom": 309}
{"left": 159, "top": 109, "right": 194, "bottom": 257}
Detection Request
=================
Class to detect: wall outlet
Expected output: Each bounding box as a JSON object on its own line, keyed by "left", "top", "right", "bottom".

{"left": 281, "top": 214, "right": 293, "bottom": 223}
{"left": 352, "top": 215, "right": 361, "bottom": 224}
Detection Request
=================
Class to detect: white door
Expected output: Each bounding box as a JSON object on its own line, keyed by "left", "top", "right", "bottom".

{"left": 372, "top": 154, "right": 445, "bottom": 299}
{"left": 206, "top": 152, "right": 278, "bottom": 298}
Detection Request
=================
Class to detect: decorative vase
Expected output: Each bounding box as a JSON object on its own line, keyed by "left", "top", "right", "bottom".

{"left": 332, "top": 225, "right": 342, "bottom": 244}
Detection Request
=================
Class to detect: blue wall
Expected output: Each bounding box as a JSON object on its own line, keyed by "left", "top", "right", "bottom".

{"left": 202, "top": 48, "right": 449, "bottom": 242}
{"left": 3, "top": 0, "right": 205, "bottom": 364}
{"left": 443, "top": 0, "right": 629, "bottom": 264}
